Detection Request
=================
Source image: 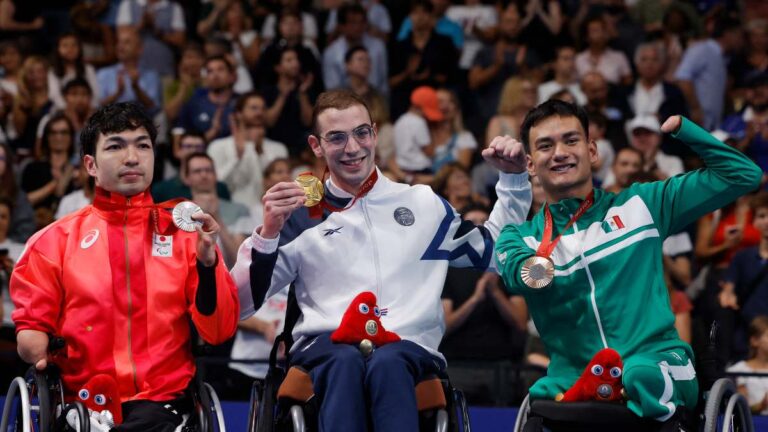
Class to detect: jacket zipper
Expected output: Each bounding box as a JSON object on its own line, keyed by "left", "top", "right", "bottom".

{"left": 123, "top": 201, "right": 139, "bottom": 393}
{"left": 573, "top": 221, "right": 608, "bottom": 349}
{"left": 361, "top": 199, "right": 383, "bottom": 301}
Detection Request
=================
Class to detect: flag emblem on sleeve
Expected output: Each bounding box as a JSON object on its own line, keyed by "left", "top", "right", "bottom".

{"left": 601, "top": 215, "right": 625, "bottom": 233}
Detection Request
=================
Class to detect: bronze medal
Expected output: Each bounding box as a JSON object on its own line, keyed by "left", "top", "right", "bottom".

{"left": 520, "top": 256, "right": 555, "bottom": 289}
{"left": 295, "top": 174, "right": 324, "bottom": 207}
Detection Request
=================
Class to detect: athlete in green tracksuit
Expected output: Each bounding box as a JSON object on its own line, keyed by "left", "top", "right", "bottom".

{"left": 495, "top": 101, "right": 763, "bottom": 421}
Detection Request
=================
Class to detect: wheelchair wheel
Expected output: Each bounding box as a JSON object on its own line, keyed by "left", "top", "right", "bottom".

{"left": 703, "top": 378, "right": 754, "bottom": 432}
{"left": 0, "top": 369, "right": 55, "bottom": 432}
{"left": 54, "top": 401, "right": 90, "bottom": 432}
{"left": 512, "top": 394, "right": 531, "bottom": 432}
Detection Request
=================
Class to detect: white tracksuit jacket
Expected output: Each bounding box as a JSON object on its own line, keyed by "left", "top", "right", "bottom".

{"left": 232, "top": 169, "right": 531, "bottom": 358}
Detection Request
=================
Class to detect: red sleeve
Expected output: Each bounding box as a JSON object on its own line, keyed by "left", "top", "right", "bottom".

{"left": 671, "top": 290, "right": 693, "bottom": 315}
{"left": 10, "top": 235, "right": 64, "bottom": 334}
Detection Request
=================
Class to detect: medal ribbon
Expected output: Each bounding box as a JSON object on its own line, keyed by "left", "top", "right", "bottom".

{"left": 93, "top": 188, "right": 186, "bottom": 235}
{"left": 308, "top": 169, "right": 379, "bottom": 219}
{"left": 536, "top": 190, "right": 595, "bottom": 258}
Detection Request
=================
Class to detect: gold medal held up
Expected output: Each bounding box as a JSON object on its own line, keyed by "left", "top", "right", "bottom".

{"left": 521, "top": 256, "right": 555, "bottom": 289}
{"left": 295, "top": 173, "right": 324, "bottom": 207}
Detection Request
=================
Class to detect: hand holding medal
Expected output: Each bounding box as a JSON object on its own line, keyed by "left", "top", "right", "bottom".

{"left": 172, "top": 201, "right": 219, "bottom": 266}
{"left": 521, "top": 191, "right": 595, "bottom": 289}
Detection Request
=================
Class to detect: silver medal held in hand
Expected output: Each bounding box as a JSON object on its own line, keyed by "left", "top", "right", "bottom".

{"left": 172, "top": 201, "right": 204, "bottom": 232}
{"left": 520, "top": 256, "right": 555, "bottom": 289}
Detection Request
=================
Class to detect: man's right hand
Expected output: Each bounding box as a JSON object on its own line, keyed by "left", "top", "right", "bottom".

{"left": 261, "top": 182, "right": 306, "bottom": 239}
{"left": 17, "top": 329, "right": 49, "bottom": 371}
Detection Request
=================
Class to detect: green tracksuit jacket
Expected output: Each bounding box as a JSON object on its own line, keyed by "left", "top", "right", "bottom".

{"left": 495, "top": 117, "right": 762, "bottom": 418}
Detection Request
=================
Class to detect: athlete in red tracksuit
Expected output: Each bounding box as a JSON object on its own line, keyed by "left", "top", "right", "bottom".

{"left": 10, "top": 103, "right": 239, "bottom": 430}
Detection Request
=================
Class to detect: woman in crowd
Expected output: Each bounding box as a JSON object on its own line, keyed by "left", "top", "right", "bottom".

{"left": 728, "top": 315, "right": 768, "bottom": 415}
{"left": 0, "top": 142, "right": 33, "bottom": 242}
{"left": 47, "top": 32, "right": 99, "bottom": 110}
{"left": 432, "top": 163, "right": 489, "bottom": 211}
{"left": 12, "top": 55, "right": 53, "bottom": 158}
{"left": 484, "top": 77, "right": 537, "bottom": 145}
{"left": 20, "top": 112, "right": 76, "bottom": 229}
{"left": 431, "top": 88, "right": 477, "bottom": 172}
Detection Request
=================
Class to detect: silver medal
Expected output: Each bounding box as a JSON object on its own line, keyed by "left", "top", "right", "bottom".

{"left": 172, "top": 201, "right": 204, "bottom": 232}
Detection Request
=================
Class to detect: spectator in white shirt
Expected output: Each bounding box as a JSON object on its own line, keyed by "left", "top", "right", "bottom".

{"left": 208, "top": 91, "right": 288, "bottom": 213}
{"left": 538, "top": 45, "right": 587, "bottom": 105}
{"left": 575, "top": 16, "right": 632, "bottom": 85}
{"left": 446, "top": 0, "right": 498, "bottom": 69}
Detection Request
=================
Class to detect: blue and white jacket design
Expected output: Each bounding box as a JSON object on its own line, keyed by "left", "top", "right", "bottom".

{"left": 231, "top": 168, "right": 531, "bottom": 358}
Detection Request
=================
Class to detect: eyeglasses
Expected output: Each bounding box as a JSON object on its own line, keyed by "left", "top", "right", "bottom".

{"left": 318, "top": 125, "right": 374, "bottom": 148}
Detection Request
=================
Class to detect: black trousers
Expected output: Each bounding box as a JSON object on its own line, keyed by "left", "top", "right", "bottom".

{"left": 111, "top": 396, "right": 191, "bottom": 432}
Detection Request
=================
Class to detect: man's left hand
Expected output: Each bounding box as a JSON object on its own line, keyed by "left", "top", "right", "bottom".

{"left": 192, "top": 212, "right": 219, "bottom": 267}
{"left": 481, "top": 135, "right": 527, "bottom": 174}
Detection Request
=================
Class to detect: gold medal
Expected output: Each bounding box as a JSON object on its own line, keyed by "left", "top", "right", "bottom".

{"left": 172, "top": 201, "right": 204, "bottom": 232}
{"left": 295, "top": 173, "right": 324, "bottom": 207}
{"left": 521, "top": 256, "right": 555, "bottom": 289}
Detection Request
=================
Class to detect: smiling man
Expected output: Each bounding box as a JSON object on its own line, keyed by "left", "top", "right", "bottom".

{"left": 11, "top": 103, "right": 239, "bottom": 431}
{"left": 231, "top": 89, "right": 531, "bottom": 431}
{"left": 494, "top": 100, "right": 762, "bottom": 422}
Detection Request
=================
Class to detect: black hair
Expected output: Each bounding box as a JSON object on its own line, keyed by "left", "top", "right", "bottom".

{"left": 520, "top": 100, "right": 589, "bottom": 152}
{"left": 80, "top": 102, "right": 157, "bottom": 158}
{"left": 204, "top": 54, "right": 236, "bottom": 73}
{"left": 52, "top": 32, "right": 85, "bottom": 79}
{"left": 344, "top": 45, "right": 368, "bottom": 63}
{"left": 410, "top": 0, "right": 433, "bottom": 14}
{"left": 183, "top": 151, "right": 214, "bottom": 177}
{"left": 712, "top": 16, "right": 742, "bottom": 39}
{"left": 62, "top": 76, "right": 92, "bottom": 95}
{"left": 338, "top": 3, "right": 366, "bottom": 25}
{"left": 41, "top": 112, "right": 76, "bottom": 160}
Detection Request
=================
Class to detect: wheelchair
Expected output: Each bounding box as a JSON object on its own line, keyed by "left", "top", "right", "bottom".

{"left": 512, "top": 323, "right": 754, "bottom": 432}
{"left": 247, "top": 287, "right": 472, "bottom": 432}
{"left": 0, "top": 338, "right": 226, "bottom": 431}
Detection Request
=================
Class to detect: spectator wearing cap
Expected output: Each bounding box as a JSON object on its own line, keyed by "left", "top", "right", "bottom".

{"left": 322, "top": 4, "right": 388, "bottom": 95}
{"left": 389, "top": 0, "right": 459, "bottom": 120}
{"left": 617, "top": 116, "right": 684, "bottom": 187}
{"left": 392, "top": 86, "right": 443, "bottom": 182}
{"left": 675, "top": 16, "right": 744, "bottom": 130}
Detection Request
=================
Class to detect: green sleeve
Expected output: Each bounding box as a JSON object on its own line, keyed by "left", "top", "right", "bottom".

{"left": 494, "top": 223, "right": 537, "bottom": 296}
{"left": 631, "top": 116, "right": 762, "bottom": 238}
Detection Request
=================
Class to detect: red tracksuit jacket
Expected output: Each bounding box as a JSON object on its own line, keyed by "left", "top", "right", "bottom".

{"left": 11, "top": 188, "right": 239, "bottom": 402}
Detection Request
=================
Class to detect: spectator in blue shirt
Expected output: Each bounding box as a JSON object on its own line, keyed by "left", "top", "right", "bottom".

{"left": 176, "top": 55, "right": 238, "bottom": 142}
{"left": 96, "top": 27, "right": 161, "bottom": 113}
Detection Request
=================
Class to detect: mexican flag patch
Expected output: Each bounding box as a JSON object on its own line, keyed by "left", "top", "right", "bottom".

{"left": 601, "top": 215, "right": 625, "bottom": 233}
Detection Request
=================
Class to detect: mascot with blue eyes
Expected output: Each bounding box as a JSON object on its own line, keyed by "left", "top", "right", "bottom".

{"left": 66, "top": 374, "right": 123, "bottom": 431}
{"left": 331, "top": 292, "right": 400, "bottom": 355}
{"left": 557, "top": 348, "right": 625, "bottom": 402}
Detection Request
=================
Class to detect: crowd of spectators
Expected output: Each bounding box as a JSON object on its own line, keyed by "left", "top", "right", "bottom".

{"left": 0, "top": 0, "right": 767, "bottom": 410}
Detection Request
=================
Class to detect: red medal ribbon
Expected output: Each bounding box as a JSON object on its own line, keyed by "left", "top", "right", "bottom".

{"left": 93, "top": 188, "right": 187, "bottom": 235}
{"left": 308, "top": 169, "right": 379, "bottom": 219}
{"left": 536, "top": 190, "right": 595, "bottom": 258}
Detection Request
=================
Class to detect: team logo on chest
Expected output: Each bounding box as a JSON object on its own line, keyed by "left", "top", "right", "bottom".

{"left": 393, "top": 207, "right": 415, "bottom": 226}
{"left": 80, "top": 229, "right": 100, "bottom": 249}
{"left": 152, "top": 234, "right": 173, "bottom": 257}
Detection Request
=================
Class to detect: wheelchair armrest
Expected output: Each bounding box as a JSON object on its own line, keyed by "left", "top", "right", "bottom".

{"left": 530, "top": 400, "right": 655, "bottom": 425}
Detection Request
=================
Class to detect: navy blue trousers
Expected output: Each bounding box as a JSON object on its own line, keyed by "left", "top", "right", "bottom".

{"left": 290, "top": 333, "right": 445, "bottom": 432}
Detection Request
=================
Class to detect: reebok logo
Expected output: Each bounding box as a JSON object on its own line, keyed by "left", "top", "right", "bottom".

{"left": 323, "top": 227, "right": 343, "bottom": 237}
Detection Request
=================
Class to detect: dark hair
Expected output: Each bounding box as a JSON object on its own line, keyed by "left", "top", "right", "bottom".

{"left": 588, "top": 111, "right": 608, "bottom": 130}
{"left": 750, "top": 191, "right": 768, "bottom": 212}
{"left": 712, "top": 16, "right": 742, "bottom": 39}
{"left": 278, "top": 9, "right": 302, "bottom": 23}
{"left": 204, "top": 54, "right": 235, "bottom": 73}
{"left": 459, "top": 202, "right": 491, "bottom": 218}
{"left": 339, "top": 3, "right": 366, "bottom": 25}
{"left": 747, "top": 315, "right": 768, "bottom": 359}
{"left": 264, "top": 157, "right": 290, "bottom": 178}
{"left": 236, "top": 91, "right": 264, "bottom": 112}
{"left": 614, "top": 146, "right": 644, "bottom": 166}
{"left": 345, "top": 45, "right": 368, "bottom": 63}
{"left": 180, "top": 130, "right": 206, "bottom": 145}
{"left": 41, "top": 112, "right": 76, "bottom": 160}
{"left": 181, "top": 41, "right": 205, "bottom": 58}
{"left": 0, "top": 142, "right": 18, "bottom": 203}
{"left": 183, "top": 151, "right": 214, "bottom": 177}
{"left": 520, "top": 100, "right": 589, "bottom": 152}
{"left": 52, "top": 32, "right": 85, "bottom": 79}
{"left": 62, "top": 76, "right": 92, "bottom": 95}
{"left": 410, "top": 0, "right": 433, "bottom": 14}
{"left": 311, "top": 90, "right": 372, "bottom": 135}
{"left": 80, "top": 102, "right": 157, "bottom": 158}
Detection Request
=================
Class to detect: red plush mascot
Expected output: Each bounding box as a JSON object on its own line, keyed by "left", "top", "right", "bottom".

{"left": 331, "top": 291, "right": 400, "bottom": 353}
{"left": 558, "top": 348, "right": 624, "bottom": 402}
{"left": 76, "top": 374, "right": 123, "bottom": 424}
